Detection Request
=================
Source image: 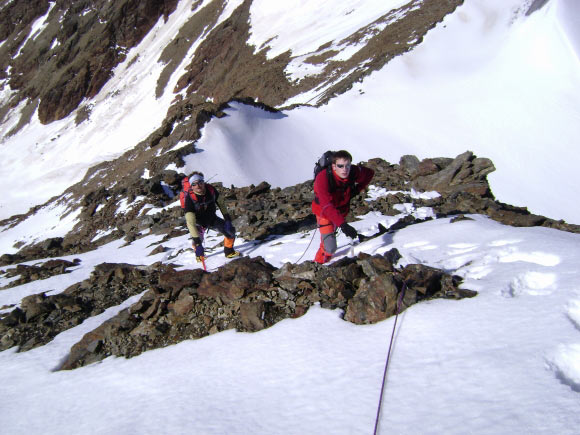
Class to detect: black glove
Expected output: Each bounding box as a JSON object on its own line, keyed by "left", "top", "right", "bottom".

{"left": 340, "top": 223, "right": 358, "bottom": 239}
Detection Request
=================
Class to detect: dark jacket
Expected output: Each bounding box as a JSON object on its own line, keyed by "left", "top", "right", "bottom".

{"left": 183, "top": 184, "right": 221, "bottom": 227}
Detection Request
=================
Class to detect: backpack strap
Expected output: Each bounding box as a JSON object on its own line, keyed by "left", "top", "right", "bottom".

{"left": 325, "top": 166, "right": 336, "bottom": 193}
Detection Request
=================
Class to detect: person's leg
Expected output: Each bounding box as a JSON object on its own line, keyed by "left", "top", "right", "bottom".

{"left": 314, "top": 215, "right": 336, "bottom": 264}
{"left": 212, "top": 217, "right": 238, "bottom": 257}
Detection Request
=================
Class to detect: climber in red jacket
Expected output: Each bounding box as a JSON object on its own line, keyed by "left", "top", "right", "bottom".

{"left": 312, "top": 150, "right": 374, "bottom": 264}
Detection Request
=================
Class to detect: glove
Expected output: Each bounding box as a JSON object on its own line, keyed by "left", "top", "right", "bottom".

{"left": 340, "top": 223, "right": 358, "bottom": 240}
{"left": 192, "top": 238, "right": 204, "bottom": 258}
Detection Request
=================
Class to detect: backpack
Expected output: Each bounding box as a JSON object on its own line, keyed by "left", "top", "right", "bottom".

{"left": 313, "top": 150, "right": 356, "bottom": 193}
{"left": 313, "top": 150, "right": 335, "bottom": 180}
{"left": 179, "top": 176, "right": 216, "bottom": 209}
{"left": 179, "top": 177, "right": 191, "bottom": 209}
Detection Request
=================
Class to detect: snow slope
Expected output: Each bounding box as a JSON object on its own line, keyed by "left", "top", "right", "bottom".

{"left": 183, "top": 0, "right": 580, "bottom": 224}
{"left": 1, "top": 1, "right": 580, "bottom": 433}
{"left": 1, "top": 211, "right": 580, "bottom": 434}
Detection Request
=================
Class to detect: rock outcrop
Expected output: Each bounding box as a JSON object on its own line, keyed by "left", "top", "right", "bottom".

{"left": 2, "top": 151, "right": 578, "bottom": 268}
{"left": 0, "top": 250, "right": 476, "bottom": 369}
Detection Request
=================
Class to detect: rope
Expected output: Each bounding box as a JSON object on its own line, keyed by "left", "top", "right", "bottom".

{"left": 294, "top": 228, "right": 318, "bottom": 264}
{"left": 373, "top": 281, "right": 408, "bottom": 435}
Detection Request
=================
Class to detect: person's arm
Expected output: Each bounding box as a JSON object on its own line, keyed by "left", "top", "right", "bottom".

{"left": 353, "top": 165, "right": 375, "bottom": 194}
{"left": 185, "top": 212, "right": 200, "bottom": 239}
{"left": 215, "top": 194, "right": 231, "bottom": 221}
{"left": 314, "top": 170, "right": 346, "bottom": 227}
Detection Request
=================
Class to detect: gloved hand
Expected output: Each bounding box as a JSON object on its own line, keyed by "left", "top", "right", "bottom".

{"left": 340, "top": 223, "right": 358, "bottom": 239}
{"left": 192, "top": 238, "right": 204, "bottom": 257}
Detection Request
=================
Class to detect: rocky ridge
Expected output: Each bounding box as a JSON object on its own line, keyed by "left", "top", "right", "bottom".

{"left": 1, "top": 149, "right": 578, "bottom": 370}
{"left": 1, "top": 249, "right": 477, "bottom": 370}
{"left": 1, "top": 150, "right": 577, "bottom": 268}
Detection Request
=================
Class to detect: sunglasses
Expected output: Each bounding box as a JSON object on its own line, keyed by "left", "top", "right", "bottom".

{"left": 334, "top": 163, "right": 351, "bottom": 169}
{"left": 191, "top": 181, "right": 205, "bottom": 186}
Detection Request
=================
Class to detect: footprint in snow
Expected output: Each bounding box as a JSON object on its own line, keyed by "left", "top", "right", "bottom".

{"left": 548, "top": 343, "right": 580, "bottom": 393}
{"left": 567, "top": 299, "right": 580, "bottom": 332}
{"left": 447, "top": 242, "right": 479, "bottom": 255}
{"left": 403, "top": 241, "right": 431, "bottom": 248}
{"left": 403, "top": 241, "right": 438, "bottom": 251}
{"left": 502, "top": 271, "right": 557, "bottom": 297}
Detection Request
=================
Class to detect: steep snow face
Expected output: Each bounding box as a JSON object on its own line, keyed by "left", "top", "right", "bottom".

{"left": 247, "top": 0, "right": 409, "bottom": 59}
{"left": 557, "top": 0, "right": 580, "bottom": 58}
{"left": 179, "top": 0, "right": 580, "bottom": 224}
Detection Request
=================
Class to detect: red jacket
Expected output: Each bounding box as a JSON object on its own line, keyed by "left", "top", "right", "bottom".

{"left": 312, "top": 164, "right": 374, "bottom": 227}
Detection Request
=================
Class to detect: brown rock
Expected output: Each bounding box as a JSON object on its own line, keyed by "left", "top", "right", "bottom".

{"left": 344, "top": 274, "right": 399, "bottom": 324}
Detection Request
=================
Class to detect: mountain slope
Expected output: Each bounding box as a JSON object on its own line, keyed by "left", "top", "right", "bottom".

{"left": 1, "top": 1, "right": 580, "bottom": 434}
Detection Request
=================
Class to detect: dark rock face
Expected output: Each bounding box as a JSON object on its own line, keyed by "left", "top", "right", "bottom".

{"left": 407, "top": 151, "right": 495, "bottom": 197}
{"left": 0, "top": 250, "right": 477, "bottom": 369}
{"left": 0, "top": 249, "right": 471, "bottom": 370}
{"left": 0, "top": 0, "right": 178, "bottom": 125}
{"left": 0, "top": 258, "right": 80, "bottom": 290}
{"left": 0, "top": 0, "right": 463, "bottom": 129}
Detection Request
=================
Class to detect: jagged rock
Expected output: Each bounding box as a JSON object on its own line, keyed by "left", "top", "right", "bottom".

{"left": 5, "top": 152, "right": 579, "bottom": 267}
{"left": 7, "top": 251, "right": 475, "bottom": 370}
{"left": 239, "top": 301, "right": 266, "bottom": 332}
{"left": 0, "top": 262, "right": 174, "bottom": 352}
{"left": 0, "top": 259, "right": 79, "bottom": 289}
{"left": 197, "top": 257, "right": 275, "bottom": 303}
{"left": 344, "top": 273, "right": 400, "bottom": 324}
{"left": 411, "top": 151, "right": 495, "bottom": 197}
{"left": 4, "top": 148, "right": 580, "bottom": 370}
{"left": 246, "top": 181, "right": 271, "bottom": 198}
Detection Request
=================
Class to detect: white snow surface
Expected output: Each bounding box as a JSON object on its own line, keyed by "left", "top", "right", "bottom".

{"left": 1, "top": 1, "right": 580, "bottom": 433}
{"left": 1, "top": 213, "right": 580, "bottom": 434}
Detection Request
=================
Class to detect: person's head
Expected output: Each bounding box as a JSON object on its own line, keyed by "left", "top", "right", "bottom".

{"left": 190, "top": 171, "right": 206, "bottom": 194}
{"left": 331, "top": 150, "right": 353, "bottom": 179}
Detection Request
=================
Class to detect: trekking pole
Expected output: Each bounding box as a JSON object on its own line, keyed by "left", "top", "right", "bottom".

{"left": 201, "top": 257, "right": 207, "bottom": 271}
{"left": 373, "top": 281, "right": 407, "bottom": 435}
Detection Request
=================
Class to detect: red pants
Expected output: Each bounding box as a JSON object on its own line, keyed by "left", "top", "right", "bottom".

{"left": 314, "top": 216, "right": 337, "bottom": 264}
